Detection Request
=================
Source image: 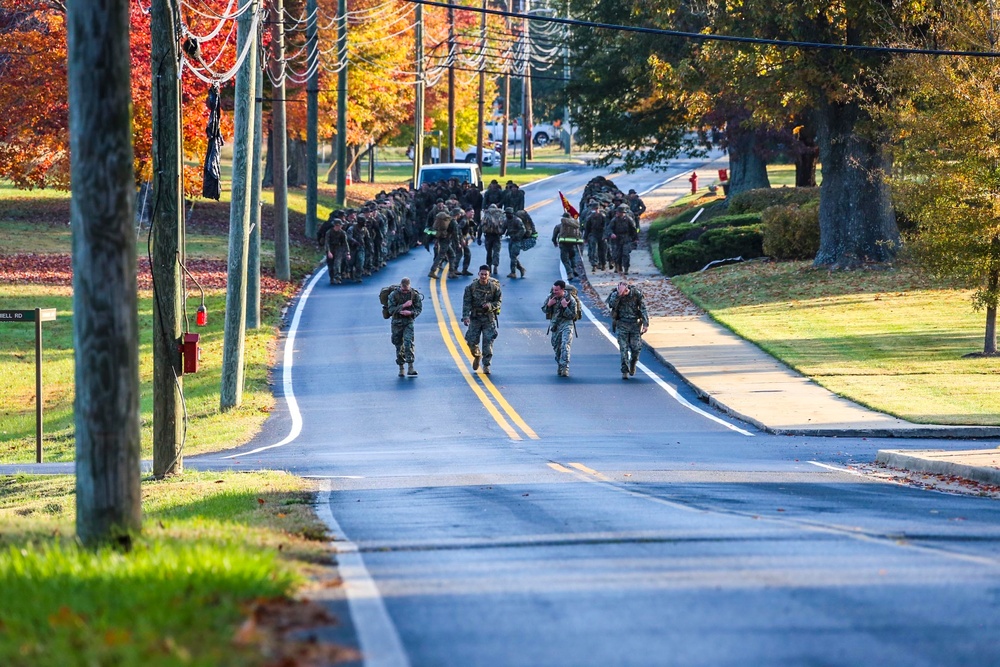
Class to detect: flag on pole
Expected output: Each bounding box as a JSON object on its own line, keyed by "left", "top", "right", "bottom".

{"left": 559, "top": 191, "right": 579, "bottom": 219}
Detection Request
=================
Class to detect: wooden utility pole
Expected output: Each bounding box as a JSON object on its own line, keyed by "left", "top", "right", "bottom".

{"left": 521, "top": 0, "right": 530, "bottom": 167}
{"left": 447, "top": 0, "right": 456, "bottom": 163}
{"left": 67, "top": 0, "right": 142, "bottom": 546}
{"left": 335, "top": 0, "right": 347, "bottom": 206}
{"left": 500, "top": 0, "right": 510, "bottom": 177}
{"left": 270, "top": 0, "right": 290, "bottom": 281}
{"left": 247, "top": 59, "right": 264, "bottom": 329}
{"left": 221, "top": 1, "right": 259, "bottom": 410}
{"left": 306, "top": 0, "right": 319, "bottom": 239}
{"left": 476, "top": 0, "right": 486, "bottom": 169}
{"left": 150, "top": 0, "right": 184, "bottom": 478}
{"left": 413, "top": 2, "right": 425, "bottom": 184}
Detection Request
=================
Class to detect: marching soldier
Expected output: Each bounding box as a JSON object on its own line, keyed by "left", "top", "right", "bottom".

{"left": 462, "top": 265, "right": 503, "bottom": 375}
{"left": 608, "top": 281, "right": 649, "bottom": 379}
{"left": 387, "top": 278, "right": 423, "bottom": 377}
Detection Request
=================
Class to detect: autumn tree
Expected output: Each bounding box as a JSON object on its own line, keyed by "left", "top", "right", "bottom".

{"left": 887, "top": 7, "right": 1000, "bottom": 355}
{"left": 0, "top": 0, "right": 234, "bottom": 194}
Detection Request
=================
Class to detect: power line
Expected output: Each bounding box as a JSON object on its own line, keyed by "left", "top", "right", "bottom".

{"left": 406, "top": 0, "right": 1000, "bottom": 59}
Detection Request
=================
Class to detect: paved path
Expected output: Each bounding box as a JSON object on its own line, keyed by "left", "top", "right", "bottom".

{"left": 581, "top": 158, "right": 1000, "bottom": 482}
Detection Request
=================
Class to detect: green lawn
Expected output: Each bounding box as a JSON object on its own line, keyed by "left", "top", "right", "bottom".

{"left": 0, "top": 471, "right": 341, "bottom": 666}
{"left": 672, "top": 261, "right": 1000, "bottom": 425}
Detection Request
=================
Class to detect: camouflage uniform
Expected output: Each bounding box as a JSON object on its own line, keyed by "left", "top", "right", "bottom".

{"left": 479, "top": 205, "right": 505, "bottom": 274}
{"left": 324, "top": 224, "right": 349, "bottom": 284}
{"left": 542, "top": 287, "right": 578, "bottom": 376}
{"left": 387, "top": 285, "right": 423, "bottom": 368}
{"left": 429, "top": 210, "right": 457, "bottom": 279}
{"left": 584, "top": 206, "right": 608, "bottom": 270}
{"left": 607, "top": 285, "right": 649, "bottom": 377}
{"left": 503, "top": 209, "right": 526, "bottom": 278}
{"left": 462, "top": 275, "right": 502, "bottom": 373}
{"left": 606, "top": 208, "right": 638, "bottom": 274}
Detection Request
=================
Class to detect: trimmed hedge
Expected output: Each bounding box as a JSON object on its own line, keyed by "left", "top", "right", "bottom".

{"left": 761, "top": 202, "right": 820, "bottom": 260}
{"left": 659, "top": 222, "right": 702, "bottom": 249}
{"left": 699, "top": 224, "right": 764, "bottom": 259}
{"left": 728, "top": 187, "right": 820, "bottom": 215}
{"left": 662, "top": 240, "right": 708, "bottom": 277}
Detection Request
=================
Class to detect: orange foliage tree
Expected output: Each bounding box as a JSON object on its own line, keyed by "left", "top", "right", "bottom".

{"left": 0, "top": 0, "right": 236, "bottom": 194}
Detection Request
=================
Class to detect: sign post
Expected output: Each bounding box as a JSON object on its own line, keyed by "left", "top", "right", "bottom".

{"left": 0, "top": 308, "right": 57, "bottom": 462}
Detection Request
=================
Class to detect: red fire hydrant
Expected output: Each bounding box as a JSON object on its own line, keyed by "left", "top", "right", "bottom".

{"left": 688, "top": 171, "right": 698, "bottom": 194}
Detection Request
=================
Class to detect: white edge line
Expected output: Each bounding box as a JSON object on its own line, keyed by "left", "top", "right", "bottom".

{"left": 638, "top": 169, "right": 689, "bottom": 197}
{"left": 559, "top": 264, "right": 753, "bottom": 436}
{"left": 807, "top": 461, "right": 869, "bottom": 477}
{"left": 222, "top": 265, "right": 328, "bottom": 459}
{"left": 316, "top": 481, "right": 410, "bottom": 667}
{"left": 518, "top": 170, "right": 567, "bottom": 190}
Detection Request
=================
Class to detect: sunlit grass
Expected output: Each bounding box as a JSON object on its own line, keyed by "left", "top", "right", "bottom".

{"left": 0, "top": 471, "right": 329, "bottom": 667}
{"left": 673, "top": 261, "right": 1000, "bottom": 425}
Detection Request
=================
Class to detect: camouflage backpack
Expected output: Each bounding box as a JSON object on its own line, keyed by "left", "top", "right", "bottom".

{"left": 379, "top": 285, "right": 422, "bottom": 319}
{"left": 481, "top": 208, "right": 505, "bottom": 235}
{"left": 545, "top": 283, "right": 582, "bottom": 322}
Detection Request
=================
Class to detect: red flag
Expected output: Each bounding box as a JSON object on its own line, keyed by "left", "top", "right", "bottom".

{"left": 559, "top": 191, "right": 579, "bottom": 219}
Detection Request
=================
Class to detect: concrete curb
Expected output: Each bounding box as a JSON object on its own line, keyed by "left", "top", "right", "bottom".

{"left": 877, "top": 449, "right": 1000, "bottom": 485}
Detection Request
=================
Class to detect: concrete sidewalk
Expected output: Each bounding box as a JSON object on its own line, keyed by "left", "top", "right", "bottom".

{"left": 583, "top": 158, "right": 1000, "bottom": 483}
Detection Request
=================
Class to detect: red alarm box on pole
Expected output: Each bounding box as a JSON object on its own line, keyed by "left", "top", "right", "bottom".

{"left": 181, "top": 333, "right": 201, "bottom": 374}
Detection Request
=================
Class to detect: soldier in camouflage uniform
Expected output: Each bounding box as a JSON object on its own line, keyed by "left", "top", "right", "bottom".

{"left": 462, "top": 265, "right": 502, "bottom": 375}
{"left": 503, "top": 207, "right": 527, "bottom": 279}
{"left": 542, "top": 279, "right": 578, "bottom": 377}
{"left": 387, "top": 277, "right": 423, "bottom": 377}
{"left": 324, "top": 220, "right": 350, "bottom": 284}
{"left": 607, "top": 281, "right": 649, "bottom": 379}
{"left": 606, "top": 205, "right": 638, "bottom": 275}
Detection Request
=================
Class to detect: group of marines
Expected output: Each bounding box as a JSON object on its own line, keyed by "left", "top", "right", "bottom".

{"left": 577, "top": 178, "right": 647, "bottom": 276}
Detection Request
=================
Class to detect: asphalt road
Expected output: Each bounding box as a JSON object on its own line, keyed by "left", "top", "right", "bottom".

{"left": 199, "top": 162, "right": 1000, "bottom": 666}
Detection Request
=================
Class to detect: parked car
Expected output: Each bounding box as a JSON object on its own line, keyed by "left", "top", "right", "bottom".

{"left": 454, "top": 145, "right": 501, "bottom": 166}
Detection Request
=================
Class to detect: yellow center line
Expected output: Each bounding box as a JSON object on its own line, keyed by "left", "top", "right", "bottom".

{"left": 568, "top": 462, "right": 611, "bottom": 481}
{"left": 547, "top": 462, "right": 573, "bottom": 473}
{"left": 428, "top": 275, "right": 521, "bottom": 441}
{"left": 439, "top": 272, "right": 540, "bottom": 440}
{"left": 526, "top": 198, "right": 554, "bottom": 213}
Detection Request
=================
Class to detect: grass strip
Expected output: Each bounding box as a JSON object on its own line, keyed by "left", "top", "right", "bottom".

{"left": 0, "top": 470, "right": 334, "bottom": 667}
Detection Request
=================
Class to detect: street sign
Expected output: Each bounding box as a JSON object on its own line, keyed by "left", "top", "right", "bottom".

{"left": 0, "top": 309, "right": 56, "bottom": 323}
{"left": 1, "top": 307, "right": 58, "bottom": 462}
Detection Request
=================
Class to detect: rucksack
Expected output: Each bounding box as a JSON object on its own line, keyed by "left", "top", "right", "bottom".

{"left": 545, "top": 284, "right": 582, "bottom": 322}
{"left": 558, "top": 217, "right": 583, "bottom": 242}
{"left": 434, "top": 212, "right": 452, "bottom": 238}
{"left": 482, "top": 209, "right": 505, "bottom": 235}
{"left": 517, "top": 210, "right": 537, "bottom": 237}
{"left": 379, "top": 284, "right": 399, "bottom": 319}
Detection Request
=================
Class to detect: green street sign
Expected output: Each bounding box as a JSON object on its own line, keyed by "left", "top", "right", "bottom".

{"left": 0, "top": 309, "right": 56, "bottom": 323}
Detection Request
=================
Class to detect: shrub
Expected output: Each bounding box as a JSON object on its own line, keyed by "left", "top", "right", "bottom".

{"left": 762, "top": 202, "right": 820, "bottom": 260}
{"left": 662, "top": 240, "right": 708, "bottom": 276}
{"left": 704, "top": 212, "right": 763, "bottom": 230}
{"left": 659, "top": 222, "right": 703, "bottom": 249}
{"left": 728, "top": 187, "right": 820, "bottom": 215}
{"left": 699, "top": 224, "right": 765, "bottom": 259}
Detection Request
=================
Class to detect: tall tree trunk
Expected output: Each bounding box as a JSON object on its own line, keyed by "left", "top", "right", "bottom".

{"left": 67, "top": 0, "right": 141, "bottom": 547}
{"left": 726, "top": 112, "right": 770, "bottom": 197}
{"left": 325, "top": 137, "right": 337, "bottom": 184}
{"left": 795, "top": 124, "right": 819, "bottom": 187}
{"left": 813, "top": 98, "right": 900, "bottom": 268}
{"left": 985, "top": 264, "right": 999, "bottom": 355}
{"left": 262, "top": 127, "right": 274, "bottom": 188}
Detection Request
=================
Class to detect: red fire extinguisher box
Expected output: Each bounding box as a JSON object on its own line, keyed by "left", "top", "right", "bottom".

{"left": 181, "top": 333, "right": 200, "bottom": 374}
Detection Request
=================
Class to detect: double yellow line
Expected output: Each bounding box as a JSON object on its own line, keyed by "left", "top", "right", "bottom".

{"left": 428, "top": 271, "right": 539, "bottom": 441}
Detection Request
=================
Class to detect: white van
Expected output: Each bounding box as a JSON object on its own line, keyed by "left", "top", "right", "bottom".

{"left": 415, "top": 162, "right": 484, "bottom": 190}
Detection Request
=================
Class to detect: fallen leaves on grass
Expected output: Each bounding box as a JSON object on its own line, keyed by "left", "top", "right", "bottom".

{"left": 234, "top": 596, "right": 360, "bottom": 666}
{"left": 0, "top": 253, "right": 287, "bottom": 292}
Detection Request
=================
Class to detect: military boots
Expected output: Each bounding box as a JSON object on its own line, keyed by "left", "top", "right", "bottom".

{"left": 407, "top": 363, "right": 418, "bottom": 376}
{"left": 398, "top": 364, "right": 405, "bottom": 377}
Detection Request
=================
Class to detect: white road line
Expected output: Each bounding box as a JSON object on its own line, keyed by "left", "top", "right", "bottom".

{"left": 222, "top": 265, "right": 328, "bottom": 459}
{"left": 638, "top": 169, "right": 688, "bottom": 197}
{"left": 560, "top": 265, "right": 754, "bottom": 436}
{"left": 316, "top": 481, "right": 410, "bottom": 667}
{"left": 807, "top": 461, "right": 870, "bottom": 477}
